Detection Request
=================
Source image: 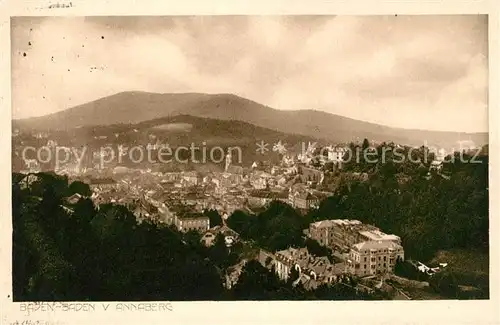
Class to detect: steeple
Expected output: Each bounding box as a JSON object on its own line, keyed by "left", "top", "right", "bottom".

{"left": 225, "top": 150, "right": 232, "bottom": 172}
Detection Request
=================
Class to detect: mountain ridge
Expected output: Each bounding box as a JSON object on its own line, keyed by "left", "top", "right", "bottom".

{"left": 13, "top": 91, "right": 488, "bottom": 150}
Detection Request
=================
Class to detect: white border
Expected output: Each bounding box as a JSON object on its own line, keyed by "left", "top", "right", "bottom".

{"left": 1, "top": 1, "right": 499, "bottom": 325}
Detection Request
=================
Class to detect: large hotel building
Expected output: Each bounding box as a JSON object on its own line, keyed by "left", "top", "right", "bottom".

{"left": 305, "top": 219, "right": 404, "bottom": 276}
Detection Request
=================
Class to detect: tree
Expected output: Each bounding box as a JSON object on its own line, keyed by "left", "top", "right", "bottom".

{"left": 207, "top": 233, "right": 230, "bottom": 269}
{"left": 362, "top": 138, "right": 370, "bottom": 151}
{"left": 204, "top": 209, "right": 223, "bottom": 227}
{"left": 323, "top": 161, "right": 334, "bottom": 172}
{"left": 305, "top": 238, "right": 331, "bottom": 258}
{"left": 227, "top": 210, "right": 253, "bottom": 237}
{"left": 288, "top": 265, "right": 300, "bottom": 284}
{"left": 231, "top": 260, "right": 298, "bottom": 300}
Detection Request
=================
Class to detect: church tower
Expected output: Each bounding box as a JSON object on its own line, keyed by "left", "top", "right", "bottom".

{"left": 225, "top": 150, "right": 232, "bottom": 172}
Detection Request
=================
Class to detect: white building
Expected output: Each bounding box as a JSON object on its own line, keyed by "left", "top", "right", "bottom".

{"left": 347, "top": 241, "right": 405, "bottom": 276}
{"left": 326, "top": 146, "right": 348, "bottom": 164}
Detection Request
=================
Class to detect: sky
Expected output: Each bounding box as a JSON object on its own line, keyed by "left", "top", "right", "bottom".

{"left": 11, "top": 15, "right": 488, "bottom": 132}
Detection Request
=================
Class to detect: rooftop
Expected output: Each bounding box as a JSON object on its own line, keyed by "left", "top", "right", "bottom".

{"left": 275, "top": 247, "right": 345, "bottom": 279}
{"left": 89, "top": 177, "right": 116, "bottom": 185}
{"left": 227, "top": 165, "right": 244, "bottom": 174}
{"left": 177, "top": 212, "right": 210, "bottom": 220}
{"left": 249, "top": 189, "right": 288, "bottom": 199}
{"left": 359, "top": 230, "right": 400, "bottom": 242}
{"left": 353, "top": 240, "right": 402, "bottom": 251}
{"left": 310, "top": 219, "right": 362, "bottom": 228}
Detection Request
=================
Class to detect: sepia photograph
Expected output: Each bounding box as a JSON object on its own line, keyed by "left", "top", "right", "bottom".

{"left": 9, "top": 14, "right": 490, "bottom": 305}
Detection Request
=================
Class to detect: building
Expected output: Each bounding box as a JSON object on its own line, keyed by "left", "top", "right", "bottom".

{"left": 174, "top": 213, "right": 210, "bottom": 233}
{"left": 201, "top": 225, "right": 240, "bottom": 247}
{"left": 289, "top": 189, "right": 320, "bottom": 210}
{"left": 181, "top": 172, "right": 203, "bottom": 186}
{"left": 226, "top": 165, "right": 244, "bottom": 175}
{"left": 258, "top": 248, "right": 347, "bottom": 290}
{"left": 46, "top": 140, "right": 58, "bottom": 148}
{"left": 201, "top": 232, "right": 216, "bottom": 246}
{"left": 433, "top": 148, "right": 447, "bottom": 162}
{"left": 305, "top": 219, "right": 404, "bottom": 276}
{"left": 296, "top": 192, "right": 319, "bottom": 210}
{"left": 306, "top": 219, "right": 400, "bottom": 252}
{"left": 326, "top": 146, "right": 348, "bottom": 166}
{"left": 281, "top": 155, "right": 295, "bottom": 167}
{"left": 307, "top": 219, "right": 362, "bottom": 251}
{"left": 298, "top": 165, "right": 324, "bottom": 184}
{"left": 157, "top": 205, "right": 175, "bottom": 224}
{"left": 22, "top": 159, "right": 41, "bottom": 174}
{"left": 225, "top": 259, "right": 248, "bottom": 289}
{"left": 247, "top": 189, "right": 289, "bottom": 208}
{"left": 133, "top": 205, "right": 151, "bottom": 222}
{"left": 88, "top": 177, "right": 117, "bottom": 191}
{"left": 34, "top": 131, "right": 48, "bottom": 139}
{"left": 249, "top": 171, "right": 272, "bottom": 189}
{"left": 347, "top": 240, "right": 404, "bottom": 276}
{"left": 66, "top": 193, "right": 83, "bottom": 205}
{"left": 358, "top": 229, "right": 401, "bottom": 244}
{"left": 429, "top": 160, "right": 443, "bottom": 171}
{"left": 18, "top": 173, "right": 40, "bottom": 190}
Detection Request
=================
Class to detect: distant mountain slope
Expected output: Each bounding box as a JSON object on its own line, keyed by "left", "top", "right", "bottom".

{"left": 12, "top": 115, "right": 320, "bottom": 171}
{"left": 56, "top": 114, "right": 319, "bottom": 149}
{"left": 13, "top": 91, "right": 488, "bottom": 150}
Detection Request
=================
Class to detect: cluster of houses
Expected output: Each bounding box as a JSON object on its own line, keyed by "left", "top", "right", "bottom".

{"left": 245, "top": 219, "right": 406, "bottom": 292}
{"left": 258, "top": 247, "right": 350, "bottom": 290}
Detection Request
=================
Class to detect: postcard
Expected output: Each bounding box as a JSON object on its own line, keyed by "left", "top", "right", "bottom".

{"left": 1, "top": 1, "right": 498, "bottom": 325}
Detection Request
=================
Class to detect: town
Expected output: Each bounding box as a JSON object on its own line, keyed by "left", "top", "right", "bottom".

{"left": 13, "top": 127, "right": 470, "bottom": 300}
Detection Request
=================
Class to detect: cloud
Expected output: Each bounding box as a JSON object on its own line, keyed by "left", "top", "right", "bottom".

{"left": 11, "top": 15, "right": 488, "bottom": 132}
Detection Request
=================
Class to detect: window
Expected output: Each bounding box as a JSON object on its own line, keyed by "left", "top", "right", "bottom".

{"left": 378, "top": 256, "right": 381, "bottom": 261}
{"left": 384, "top": 263, "right": 386, "bottom": 267}
{"left": 383, "top": 256, "right": 386, "bottom": 261}
{"left": 364, "top": 257, "right": 367, "bottom": 262}
{"left": 371, "top": 265, "right": 375, "bottom": 269}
